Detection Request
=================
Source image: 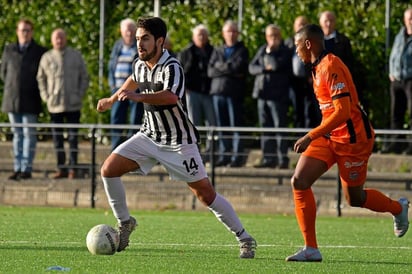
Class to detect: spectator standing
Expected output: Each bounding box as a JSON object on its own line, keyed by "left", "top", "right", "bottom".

{"left": 385, "top": 8, "right": 412, "bottom": 154}
{"left": 285, "top": 24, "right": 409, "bottom": 262}
{"left": 0, "top": 18, "right": 47, "bottom": 180}
{"left": 285, "top": 16, "right": 321, "bottom": 129}
{"left": 37, "top": 28, "right": 89, "bottom": 179}
{"left": 178, "top": 24, "right": 215, "bottom": 158}
{"left": 319, "top": 10, "right": 367, "bottom": 111}
{"left": 208, "top": 20, "right": 249, "bottom": 167}
{"left": 319, "top": 11, "right": 354, "bottom": 71}
{"left": 108, "top": 18, "right": 143, "bottom": 150}
{"left": 96, "top": 16, "right": 256, "bottom": 258}
{"left": 249, "top": 24, "right": 293, "bottom": 169}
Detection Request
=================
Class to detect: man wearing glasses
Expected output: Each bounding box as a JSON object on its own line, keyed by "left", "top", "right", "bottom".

{"left": 1, "top": 18, "right": 47, "bottom": 180}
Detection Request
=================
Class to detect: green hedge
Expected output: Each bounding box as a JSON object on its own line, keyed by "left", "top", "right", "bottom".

{"left": 0, "top": 0, "right": 410, "bottom": 129}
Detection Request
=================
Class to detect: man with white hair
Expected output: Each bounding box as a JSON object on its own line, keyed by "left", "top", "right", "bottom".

{"left": 108, "top": 18, "right": 144, "bottom": 150}
{"left": 386, "top": 8, "right": 412, "bottom": 154}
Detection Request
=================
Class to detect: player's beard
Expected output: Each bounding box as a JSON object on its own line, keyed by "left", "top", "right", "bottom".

{"left": 139, "top": 44, "right": 157, "bottom": 61}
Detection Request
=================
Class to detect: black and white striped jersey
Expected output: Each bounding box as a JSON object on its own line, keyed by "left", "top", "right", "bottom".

{"left": 132, "top": 50, "right": 200, "bottom": 145}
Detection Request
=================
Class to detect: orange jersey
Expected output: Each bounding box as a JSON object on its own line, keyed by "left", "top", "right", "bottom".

{"left": 308, "top": 53, "right": 374, "bottom": 144}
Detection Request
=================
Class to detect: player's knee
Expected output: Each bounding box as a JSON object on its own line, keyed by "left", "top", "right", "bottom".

{"left": 345, "top": 187, "right": 366, "bottom": 207}
{"left": 291, "top": 175, "right": 309, "bottom": 190}
{"left": 346, "top": 197, "right": 364, "bottom": 207}
{"left": 190, "top": 179, "right": 216, "bottom": 206}
{"left": 100, "top": 160, "right": 114, "bottom": 177}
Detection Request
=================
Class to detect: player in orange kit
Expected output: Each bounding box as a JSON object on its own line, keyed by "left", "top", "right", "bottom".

{"left": 285, "top": 24, "right": 409, "bottom": 262}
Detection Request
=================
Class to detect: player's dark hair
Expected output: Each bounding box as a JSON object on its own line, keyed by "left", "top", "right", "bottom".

{"left": 137, "top": 16, "right": 167, "bottom": 41}
{"left": 295, "top": 24, "right": 324, "bottom": 43}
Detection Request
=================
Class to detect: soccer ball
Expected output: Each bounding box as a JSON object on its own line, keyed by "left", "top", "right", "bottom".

{"left": 86, "top": 224, "right": 120, "bottom": 255}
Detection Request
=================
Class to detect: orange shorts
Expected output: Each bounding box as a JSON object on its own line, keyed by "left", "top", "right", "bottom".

{"left": 302, "top": 136, "right": 374, "bottom": 187}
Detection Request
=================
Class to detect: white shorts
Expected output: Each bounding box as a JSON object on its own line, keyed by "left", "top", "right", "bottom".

{"left": 113, "top": 132, "right": 207, "bottom": 182}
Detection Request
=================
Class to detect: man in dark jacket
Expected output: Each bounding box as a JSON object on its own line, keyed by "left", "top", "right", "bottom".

{"left": 0, "top": 18, "right": 47, "bottom": 180}
{"left": 178, "top": 24, "right": 215, "bottom": 157}
{"left": 319, "top": 10, "right": 366, "bottom": 111}
{"left": 249, "top": 24, "right": 293, "bottom": 169}
{"left": 208, "top": 20, "right": 249, "bottom": 167}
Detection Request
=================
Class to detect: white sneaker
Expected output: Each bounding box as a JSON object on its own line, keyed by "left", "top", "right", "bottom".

{"left": 393, "top": 197, "right": 409, "bottom": 237}
{"left": 285, "top": 246, "right": 322, "bottom": 262}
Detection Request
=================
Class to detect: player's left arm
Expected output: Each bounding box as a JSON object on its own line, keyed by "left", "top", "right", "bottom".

{"left": 294, "top": 98, "right": 351, "bottom": 153}
{"left": 118, "top": 61, "right": 181, "bottom": 105}
{"left": 120, "top": 89, "right": 178, "bottom": 105}
{"left": 294, "top": 66, "right": 352, "bottom": 153}
{"left": 308, "top": 69, "right": 352, "bottom": 140}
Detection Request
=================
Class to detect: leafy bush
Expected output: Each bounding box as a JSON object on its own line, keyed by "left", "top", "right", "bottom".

{"left": 0, "top": 0, "right": 410, "bottom": 130}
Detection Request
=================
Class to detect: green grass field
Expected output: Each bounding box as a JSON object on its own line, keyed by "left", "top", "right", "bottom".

{"left": 0, "top": 206, "right": 411, "bottom": 274}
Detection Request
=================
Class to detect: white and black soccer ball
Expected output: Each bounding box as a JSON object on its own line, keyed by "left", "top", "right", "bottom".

{"left": 86, "top": 224, "right": 120, "bottom": 255}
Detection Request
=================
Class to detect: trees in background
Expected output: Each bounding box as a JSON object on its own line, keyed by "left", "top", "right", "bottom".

{"left": 0, "top": 0, "right": 409, "bottom": 130}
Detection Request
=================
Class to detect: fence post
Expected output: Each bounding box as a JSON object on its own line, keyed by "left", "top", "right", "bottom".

{"left": 337, "top": 171, "right": 342, "bottom": 217}
{"left": 209, "top": 128, "right": 216, "bottom": 188}
{"left": 91, "top": 127, "right": 97, "bottom": 208}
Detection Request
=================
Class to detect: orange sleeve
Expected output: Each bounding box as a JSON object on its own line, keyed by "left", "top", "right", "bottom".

{"left": 308, "top": 94, "right": 351, "bottom": 140}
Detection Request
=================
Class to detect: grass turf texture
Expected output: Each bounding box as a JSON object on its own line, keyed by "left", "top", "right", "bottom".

{"left": 0, "top": 206, "right": 411, "bottom": 273}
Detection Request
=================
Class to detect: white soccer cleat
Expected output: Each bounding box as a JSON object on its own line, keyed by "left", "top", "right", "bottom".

{"left": 285, "top": 246, "right": 322, "bottom": 262}
{"left": 393, "top": 197, "right": 409, "bottom": 238}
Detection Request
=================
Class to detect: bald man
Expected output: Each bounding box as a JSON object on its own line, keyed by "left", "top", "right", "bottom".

{"left": 37, "top": 28, "right": 89, "bottom": 179}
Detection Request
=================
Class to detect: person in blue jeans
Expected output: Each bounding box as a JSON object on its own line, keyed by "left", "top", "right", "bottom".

{"left": 385, "top": 8, "right": 412, "bottom": 154}
{"left": 208, "top": 20, "right": 249, "bottom": 167}
{"left": 0, "top": 18, "right": 47, "bottom": 180}
{"left": 178, "top": 24, "right": 215, "bottom": 159}
{"left": 108, "top": 18, "right": 144, "bottom": 150}
{"left": 249, "top": 24, "right": 293, "bottom": 169}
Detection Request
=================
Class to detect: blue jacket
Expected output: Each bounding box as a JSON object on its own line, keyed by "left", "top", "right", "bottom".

{"left": 389, "top": 26, "right": 412, "bottom": 81}
{"left": 108, "top": 39, "right": 137, "bottom": 90}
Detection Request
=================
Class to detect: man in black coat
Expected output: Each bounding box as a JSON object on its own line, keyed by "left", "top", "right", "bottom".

{"left": 178, "top": 24, "right": 215, "bottom": 158}
{"left": 208, "top": 20, "right": 249, "bottom": 167}
{"left": 0, "top": 18, "right": 47, "bottom": 180}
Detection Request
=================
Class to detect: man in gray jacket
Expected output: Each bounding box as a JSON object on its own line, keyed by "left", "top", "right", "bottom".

{"left": 385, "top": 8, "right": 412, "bottom": 154}
{"left": 37, "top": 28, "right": 89, "bottom": 179}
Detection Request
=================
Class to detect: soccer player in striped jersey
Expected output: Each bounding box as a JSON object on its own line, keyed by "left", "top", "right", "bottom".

{"left": 285, "top": 24, "right": 409, "bottom": 262}
{"left": 96, "top": 16, "right": 256, "bottom": 258}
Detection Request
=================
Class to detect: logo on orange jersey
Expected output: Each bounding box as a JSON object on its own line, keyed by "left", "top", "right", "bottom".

{"left": 332, "top": 82, "right": 345, "bottom": 91}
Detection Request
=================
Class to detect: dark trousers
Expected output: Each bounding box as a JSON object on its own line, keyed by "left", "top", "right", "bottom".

{"left": 257, "top": 98, "right": 289, "bottom": 166}
{"left": 385, "top": 80, "right": 412, "bottom": 153}
{"left": 50, "top": 111, "right": 81, "bottom": 171}
{"left": 212, "top": 95, "right": 244, "bottom": 164}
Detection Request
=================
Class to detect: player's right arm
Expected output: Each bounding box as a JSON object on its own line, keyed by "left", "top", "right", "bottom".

{"left": 96, "top": 76, "right": 139, "bottom": 112}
